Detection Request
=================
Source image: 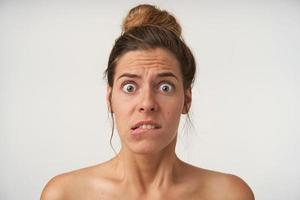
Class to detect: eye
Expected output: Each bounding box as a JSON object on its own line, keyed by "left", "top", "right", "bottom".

{"left": 159, "top": 83, "right": 173, "bottom": 93}
{"left": 122, "top": 83, "right": 137, "bottom": 93}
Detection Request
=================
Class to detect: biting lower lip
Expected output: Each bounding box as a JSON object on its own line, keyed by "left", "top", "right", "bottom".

{"left": 131, "top": 127, "right": 160, "bottom": 135}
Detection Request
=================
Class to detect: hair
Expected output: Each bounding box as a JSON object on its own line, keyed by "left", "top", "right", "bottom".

{"left": 103, "top": 4, "right": 196, "bottom": 153}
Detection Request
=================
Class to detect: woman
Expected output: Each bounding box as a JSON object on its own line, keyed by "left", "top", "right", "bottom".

{"left": 41, "top": 4, "right": 254, "bottom": 200}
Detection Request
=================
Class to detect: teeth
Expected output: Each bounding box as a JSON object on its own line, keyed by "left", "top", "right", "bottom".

{"left": 139, "top": 124, "right": 156, "bottom": 129}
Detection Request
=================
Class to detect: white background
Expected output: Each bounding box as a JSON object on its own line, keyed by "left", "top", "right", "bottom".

{"left": 1, "top": 0, "right": 299, "bottom": 199}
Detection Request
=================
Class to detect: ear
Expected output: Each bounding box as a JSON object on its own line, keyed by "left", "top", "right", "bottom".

{"left": 182, "top": 87, "right": 192, "bottom": 114}
{"left": 106, "top": 86, "right": 113, "bottom": 113}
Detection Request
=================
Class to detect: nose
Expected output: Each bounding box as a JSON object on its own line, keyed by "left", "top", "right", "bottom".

{"left": 138, "top": 86, "right": 158, "bottom": 113}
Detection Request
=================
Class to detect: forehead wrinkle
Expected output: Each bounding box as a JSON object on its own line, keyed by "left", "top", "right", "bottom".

{"left": 115, "top": 49, "right": 182, "bottom": 81}
{"left": 118, "top": 64, "right": 177, "bottom": 79}
{"left": 125, "top": 62, "right": 175, "bottom": 72}
{"left": 124, "top": 56, "right": 177, "bottom": 69}
{"left": 120, "top": 59, "right": 178, "bottom": 75}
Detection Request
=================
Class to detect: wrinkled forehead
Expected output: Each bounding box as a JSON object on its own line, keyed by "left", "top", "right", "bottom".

{"left": 114, "top": 48, "right": 182, "bottom": 78}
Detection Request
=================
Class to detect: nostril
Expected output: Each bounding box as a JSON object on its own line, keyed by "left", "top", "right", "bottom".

{"left": 139, "top": 107, "right": 156, "bottom": 112}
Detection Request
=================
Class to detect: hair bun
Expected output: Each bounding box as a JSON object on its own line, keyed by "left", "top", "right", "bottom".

{"left": 122, "top": 4, "right": 182, "bottom": 37}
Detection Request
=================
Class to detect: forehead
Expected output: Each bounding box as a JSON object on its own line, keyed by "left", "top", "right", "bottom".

{"left": 115, "top": 48, "right": 181, "bottom": 76}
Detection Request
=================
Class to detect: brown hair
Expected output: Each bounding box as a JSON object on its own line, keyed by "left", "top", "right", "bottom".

{"left": 105, "top": 4, "right": 196, "bottom": 90}
{"left": 122, "top": 4, "right": 182, "bottom": 38}
{"left": 104, "top": 4, "right": 196, "bottom": 153}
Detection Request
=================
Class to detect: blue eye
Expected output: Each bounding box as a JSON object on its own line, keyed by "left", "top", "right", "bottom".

{"left": 159, "top": 83, "right": 173, "bottom": 93}
{"left": 122, "top": 83, "right": 136, "bottom": 93}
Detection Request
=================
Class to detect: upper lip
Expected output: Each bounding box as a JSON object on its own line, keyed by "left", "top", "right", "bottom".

{"left": 131, "top": 120, "right": 162, "bottom": 130}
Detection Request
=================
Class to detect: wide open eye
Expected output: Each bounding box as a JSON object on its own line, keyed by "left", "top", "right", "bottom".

{"left": 159, "top": 83, "right": 173, "bottom": 93}
{"left": 122, "top": 83, "right": 137, "bottom": 93}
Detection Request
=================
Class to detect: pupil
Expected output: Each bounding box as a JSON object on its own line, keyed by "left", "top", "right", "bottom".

{"left": 127, "top": 85, "right": 133, "bottom": 91}
{"left": 163, "top": 86, "right": 168, "bottom": 91}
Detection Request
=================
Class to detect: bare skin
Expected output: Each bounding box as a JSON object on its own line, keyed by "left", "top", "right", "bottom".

{"left": 41, "top": 49, "right": 254, "bottom": 200}
{"left": 41, "top": 152, "right": 254, "bottom": 200}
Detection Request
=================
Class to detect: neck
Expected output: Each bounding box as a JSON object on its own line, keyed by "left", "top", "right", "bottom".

{"left": 113, "top": 139, "right": 182, "bottom": 194}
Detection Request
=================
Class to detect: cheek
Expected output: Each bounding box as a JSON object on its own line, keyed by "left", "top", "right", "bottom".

{"left": 112, "top": 98, "right": 130, "bottom": 119}
{"left": 162, "top": 97, "right": 184, "bottom": 123}
{"left": 167, "top": 106, "right": 182, "bottom": 122}
{"left": 111, "top": 88, "right": 129, "bottom": 112}
{"left": 111, "top": 90, "right": 135, "bottom": 129}
{"left": 113, "top": 105, "right": 130, "bottom": 136}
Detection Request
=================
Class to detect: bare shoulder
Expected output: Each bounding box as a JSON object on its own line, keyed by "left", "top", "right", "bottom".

{"left": 210, "top": 172, "right": 255, "bottom": 200}
{"left": 40, "top": 160, "right": 116, "bottom": 200}
{"left": 40, "top": 172, "right": 69, "bottom": 200}
{"left": 182, "top": 163, "right": 255, "bottom": 200}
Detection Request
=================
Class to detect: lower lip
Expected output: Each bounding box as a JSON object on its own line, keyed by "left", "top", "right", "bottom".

{"left": 131, "top": 127, "right": 160, "bottom": 136}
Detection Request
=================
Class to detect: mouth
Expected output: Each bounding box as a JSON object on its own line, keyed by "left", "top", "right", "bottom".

{"left": 131, "top": 120, "right": 161, "bottom": 131}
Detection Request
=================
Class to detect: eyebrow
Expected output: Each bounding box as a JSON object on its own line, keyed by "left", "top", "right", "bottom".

{"left": 157, "top": 72, "right": 179, "bottom": 80}
{"left": 117, "top": 72, "right": 179, "bottom": 81}
{"left": 117, "top": 73, "right": 141, "bottom": 80}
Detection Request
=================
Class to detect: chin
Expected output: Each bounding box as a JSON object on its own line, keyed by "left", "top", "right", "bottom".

{"left": 129, "top": 142, "right": 163, "bottom": 155}
{"left": 127, "top": 137, "right": 176, "bottom": 155}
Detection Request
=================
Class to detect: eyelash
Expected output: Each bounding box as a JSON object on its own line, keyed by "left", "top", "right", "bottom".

{"left": 157, "top": 81, "right": 175, "bottom": 91}
{"left": 120, "top": 80, "right": 175, "bottom": 93}
{"left": 121, "top": 80, "right": 136, "bottom": 88}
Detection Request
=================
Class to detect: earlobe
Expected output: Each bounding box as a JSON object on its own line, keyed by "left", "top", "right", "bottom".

{"left": 106, "top": 86, "right": 113, "bottom": 113}
{"left": 182, "top": 88, "right": 192, "bottom": 114}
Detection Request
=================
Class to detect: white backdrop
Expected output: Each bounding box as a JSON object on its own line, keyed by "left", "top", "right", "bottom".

{"left": 1, "top": 0, "right": 299, "bottom": 199}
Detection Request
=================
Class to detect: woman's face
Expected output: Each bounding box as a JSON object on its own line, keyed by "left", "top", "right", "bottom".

{"left": 108, "top": 48, "right": 191, "bottom": 154}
